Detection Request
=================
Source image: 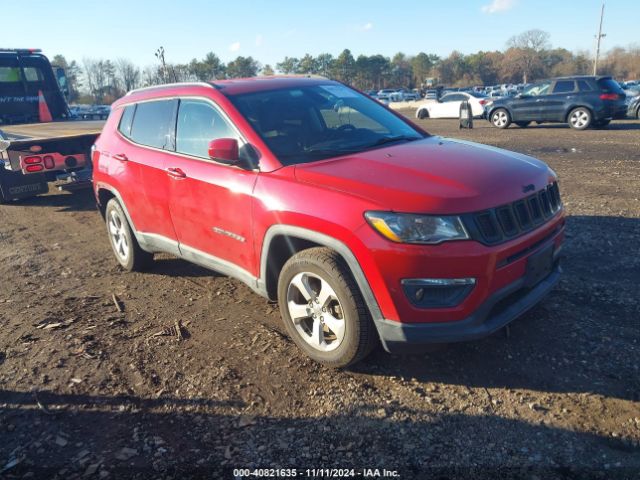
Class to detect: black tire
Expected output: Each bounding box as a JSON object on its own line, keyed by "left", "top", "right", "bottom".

{"left": 105, "top": 198, "right": 153, "bottom": 271}
{"left": 277, "top": 247, "right": 378, "bottom": 367}
{"left": 568, "top": 107, "right": 592, "bottom": 130}
{"left": 515, "top": 121, "right": 531, "bottom": 128}
{"left": 417, "top": 108, "right": 429, "bottom": 119}
{"left": 636, "top": 106, "right": 640, "bottom": 119}
{"left": 490, "top": 108, "right": 511, "bottom": 129}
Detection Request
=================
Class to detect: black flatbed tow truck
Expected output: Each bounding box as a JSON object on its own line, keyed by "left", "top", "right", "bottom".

{"left": 0, "top": 49, "right": 103, "bottom": 203}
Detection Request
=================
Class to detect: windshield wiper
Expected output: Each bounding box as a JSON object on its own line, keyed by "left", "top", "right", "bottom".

{"left": 371, "top": 135, "right": 421, "bottom": 147}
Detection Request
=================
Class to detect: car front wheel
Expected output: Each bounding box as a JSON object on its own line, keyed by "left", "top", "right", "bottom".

{"left": 491, "top": 109, "right": 511, "bottom": 128}
{"left": 568, "top": 107, "right": 592, "bottom": 130}
{"left": 277, "top": 247, "right": 378, "bottom": 367}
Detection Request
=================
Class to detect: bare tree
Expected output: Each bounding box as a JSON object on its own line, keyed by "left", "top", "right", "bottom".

{"left": 505, "top": 29, "right": 551, "bottom": 83}
{"left": 116, "top": 58, "right": 141, "bottom": 92}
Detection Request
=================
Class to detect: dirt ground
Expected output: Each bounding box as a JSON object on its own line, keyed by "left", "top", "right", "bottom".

{"left": 1, "top": 117, "right": 639, "bottom": 479}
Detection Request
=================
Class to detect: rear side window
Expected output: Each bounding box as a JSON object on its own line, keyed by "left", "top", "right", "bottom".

{"left": 553, "top": 81, "right": 575, "bottom": 93}
{"left": 597, "top": 78, "right": 625, "bottom": 94}
{"left": 129, "top": 100, "right": 176, "bottom": 150}
{"left": 175, "top": 100, "right": 238, "bottom": 158}
{"left": 23, "top": 67, "right": 44, "bottom": 82}
{"left": 118, "top": 105, "right": 136, "bottom": 138}
{"left": 578, "top": 80, "right": 592, "bottom": 92}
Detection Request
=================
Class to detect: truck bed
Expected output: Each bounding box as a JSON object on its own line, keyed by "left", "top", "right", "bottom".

{"left": 0, "top": 120, "right": 104, "bottom": 142}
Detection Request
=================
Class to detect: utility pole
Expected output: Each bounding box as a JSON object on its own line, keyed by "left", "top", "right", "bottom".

{"left": 593, "top": 2, "right": 606, "bottom": 75}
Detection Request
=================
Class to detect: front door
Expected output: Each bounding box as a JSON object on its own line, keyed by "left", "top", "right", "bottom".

{"left": 166, "top": 98, "right": 258, "bottom": 275}
{"left": 511, "top": 81, "right": 552, "bottom": 121}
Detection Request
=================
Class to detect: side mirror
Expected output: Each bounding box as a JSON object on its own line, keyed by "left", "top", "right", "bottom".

{"left": 208, "top": 138, "right": 239, "bottom": 164}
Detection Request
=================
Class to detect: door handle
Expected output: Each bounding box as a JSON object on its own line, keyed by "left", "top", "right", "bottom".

{"left": 535, "top": 99, "right": 543, "bottom": 102}
{"left": 112, "top": 153, "right": 128, "bottom": 162}
{"left": 166, "top": 167, "right": 187, "bottom": 179}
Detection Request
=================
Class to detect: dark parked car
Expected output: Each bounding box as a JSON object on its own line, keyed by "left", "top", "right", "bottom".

{"left": 486, "top": 76, "right": 627, "bottom": 130}
{"left": 627, "top": 95, "right": 640, "bottom": 119}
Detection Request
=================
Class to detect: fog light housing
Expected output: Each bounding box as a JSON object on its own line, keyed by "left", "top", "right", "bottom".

{"left": 401, "top": 278, "right": 476, "bottom": 308}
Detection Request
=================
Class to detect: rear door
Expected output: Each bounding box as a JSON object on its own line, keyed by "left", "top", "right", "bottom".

{"left": 166, "top": 98, "right": 258, "bottom": 274}
{"left": 113, "top": 99, "right": 179, "bottom": 247}
{"left": 539, "top": 80, "right": 576, "bottom": 121}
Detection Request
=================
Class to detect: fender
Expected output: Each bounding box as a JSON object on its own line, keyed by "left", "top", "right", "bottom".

{"left": 259, "top": 224, "right": 385, "bottom": 324}
{"left": 94, "top": 182, "right": 140, "bottom": 238}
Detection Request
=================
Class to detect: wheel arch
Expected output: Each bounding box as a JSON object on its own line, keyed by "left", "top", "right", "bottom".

{"left": 564, "top": 104, "right": 593, "bottom": 123}
{"left": 259, "top": 225, "right": 384, "bottom": 324}
{"left": 489, "top": 105, "right": 512, "bottom": 118}
{"left": 95, "top": 183, "right": 139, "bottom": 239}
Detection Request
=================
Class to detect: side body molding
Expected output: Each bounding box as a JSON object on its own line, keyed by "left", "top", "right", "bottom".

{"left": 95, "top": 188, "right": 385, "bottom": 331}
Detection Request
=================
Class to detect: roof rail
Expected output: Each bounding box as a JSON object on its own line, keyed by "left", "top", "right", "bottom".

{"left": 0, "top": 48, "right": 42, "bottom": 54}
{"left": 125, "top": 82, "right": 215, "bottom": 96}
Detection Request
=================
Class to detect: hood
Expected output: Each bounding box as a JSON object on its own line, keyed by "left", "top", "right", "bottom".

{"left": 294, "top": 137, "right": 554, "bottom": 214}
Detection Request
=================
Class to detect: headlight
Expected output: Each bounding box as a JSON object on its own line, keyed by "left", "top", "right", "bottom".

{"left": 365, "top": 211, "right": 469, "bottom": 244}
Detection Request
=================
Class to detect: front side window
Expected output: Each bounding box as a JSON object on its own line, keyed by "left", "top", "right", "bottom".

{"left": 176, "top": 100, "right": 238, "bottom": 158}
{"left": 523, "top": 81, "right": 551, "bottom": 96}
{"left": 227, "top": 84, "right": 424, "bottom": 165}
{"left": 129, "top": 100, "right": 176, "bottom": 150}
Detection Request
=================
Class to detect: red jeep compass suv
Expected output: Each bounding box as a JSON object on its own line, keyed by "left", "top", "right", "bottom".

{"left": 92, "top": 78, "right": 565, "bottom": 367}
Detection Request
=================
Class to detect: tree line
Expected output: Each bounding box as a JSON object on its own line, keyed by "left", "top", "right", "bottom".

{"left": 53, "top": 29, "right": 640, "bottom": 104}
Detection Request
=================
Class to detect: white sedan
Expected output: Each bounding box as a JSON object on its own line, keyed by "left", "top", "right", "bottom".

{"left": 415, "top": 92, "right": 487, "bottom": 119}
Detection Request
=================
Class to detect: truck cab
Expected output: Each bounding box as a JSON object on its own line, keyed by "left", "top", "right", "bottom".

{"left": 0, "top": 49, "right": 70, "bottom": 125}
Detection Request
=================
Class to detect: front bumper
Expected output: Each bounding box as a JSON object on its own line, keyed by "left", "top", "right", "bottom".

{"left": 375, "top": 256, "right": 561, "bottom": 353}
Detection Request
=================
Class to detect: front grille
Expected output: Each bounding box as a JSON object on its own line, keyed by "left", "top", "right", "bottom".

{"left": 464, "top": 182, "right": 562, "bottom": 245}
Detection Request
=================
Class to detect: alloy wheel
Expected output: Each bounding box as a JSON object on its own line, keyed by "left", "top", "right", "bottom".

{"left": 108, "top": 209, "right": 130, "bottom": 262}
{"left": 492, "top": 110, "right": 508, "bottom": 127}
{"left": 570, "top": 109, "right": 590, "bottom": 129}
{"left": 286, "top": 272, "right": 346, "bottom": 352}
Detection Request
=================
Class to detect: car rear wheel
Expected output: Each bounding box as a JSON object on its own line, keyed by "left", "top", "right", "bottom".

{"left": 277, "top": 247, "right": 378, "bottom": 367}
{"left": 515, "top": 121, "right": 531, "bottom": 128}
{"left": 568, "top": 107, "right": 592, "bottom": 130}
{"left": 105, "top": 198, "right": 154, "bottom": 271}
{"left": 417, "top": 108, "right": 429, "bottom": 119}
{"left": 636, "top": 106, "right": 640, "bottom": 119}
{"left": 491, "top": 109, "right": 511, "bottom": 128}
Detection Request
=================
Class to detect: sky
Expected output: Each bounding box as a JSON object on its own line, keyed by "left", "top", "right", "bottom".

{"left": 2, "top": 0, "right": 636, "bottom": 68}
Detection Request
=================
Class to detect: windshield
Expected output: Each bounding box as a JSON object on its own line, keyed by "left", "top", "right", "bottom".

{"left": 227, "top": 84, "right": 425, "bottom": 165}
